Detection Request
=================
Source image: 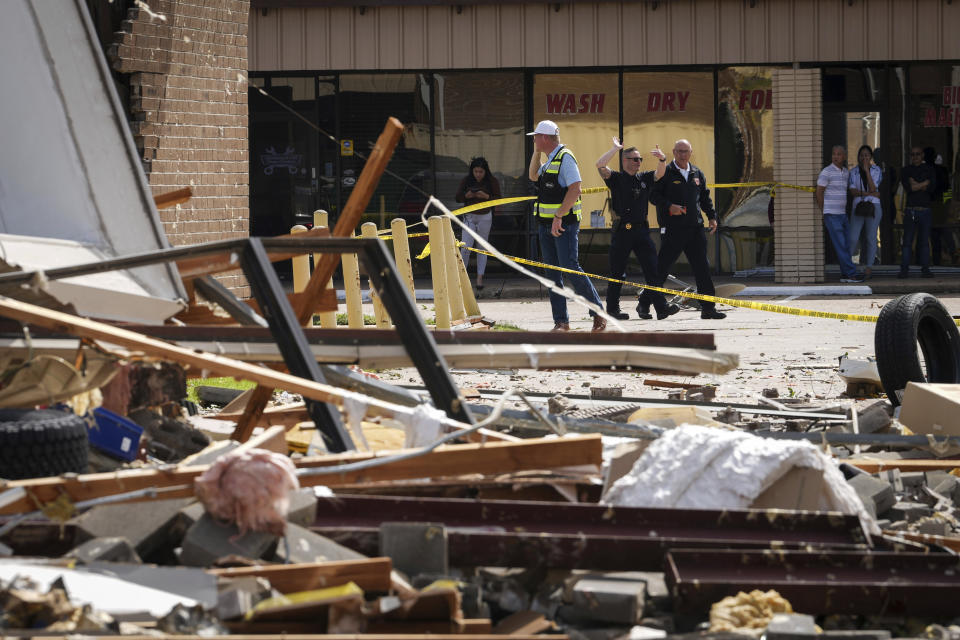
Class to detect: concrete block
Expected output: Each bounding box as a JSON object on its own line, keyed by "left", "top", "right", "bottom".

{"left": 765, "top": 613, "right": 818, "bottom": 640}
{"left": 273, "top": 522, "right": 365, "bottom": 564}
{"left": 856, "top": 401, "right": 892, "bottom": 434}
{"left": 821, "top": 631, "right": 892, "bottom": 640}
{"left": 874, "top": 469, "right": 903, "bottom": 493}
{"left": 216, "top": 576, "right": 272, "bottom": 620}
{"left": 70, "top": 498, "right": 195, "bottom": 559}
{"left": 848, "top": 473, "right": 895, "bottom": 517}
{"left": 180, "top": 513, "right": 278, "bottom": 567}
{"left": 379, "top": 522, "right": 448, "bottom": 578}
{"left": 286, "top": 488, "right": 318, "bottom": 528}
{"left": 569, "top": 576, "right": 647, "bottom": 625}
{"left": 925, "top": 471, "right": 953, "bottom": 490}
{"left": 915, "top": 517, "right": 951, "bottom": 536}
{"left": 900, "top": 471, "right": 926, "bottom": 488}
{"left": 933, "top": 476, "right": 959, "bottom": 500}
{"left": 887, "top": 501, "right": 933, "bottom": 523}
{"left": 64, "top": 536, "right": 141, "bottom": 564}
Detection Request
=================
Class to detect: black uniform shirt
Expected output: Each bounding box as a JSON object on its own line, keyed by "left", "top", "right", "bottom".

{"left": 603, "top": 169, "right": 656, "bottom": 226}
{"left": 901, "top": 163, "right": 937, "bottom": 208}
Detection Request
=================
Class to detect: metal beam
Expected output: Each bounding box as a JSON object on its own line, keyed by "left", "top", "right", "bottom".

{"left": 240, "top": 238, "right": 355, "bottom": 452}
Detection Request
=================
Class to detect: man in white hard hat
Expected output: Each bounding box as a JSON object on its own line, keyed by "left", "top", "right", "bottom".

{"left": 527, "top": 120, "right": 606, "bottom": 332}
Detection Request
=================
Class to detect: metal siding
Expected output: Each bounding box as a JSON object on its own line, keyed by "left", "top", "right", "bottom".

{"left": 378, "top": 6, "right": 402, "bottom": 70}
{"left": 304, "top": 8, "right": 330, "bottom": 70}
{"left": 249, "top": 1, "right": 957, "bottom": 72}
{"left": 401, "top": 6, "right": 427, "bottom": 69}
{"left": 572, "top": 3, "right": 597, "bottom": 68}
{"left": 328, "top": 7, "right": 354, "bottom": 70}
{"left": 451, "top": 6, "right": 477, "bottom": 68}
{"left": 475, "top": 5, "right": 501, "bottom": 68}
{"left": 595, "top": 3, "right": 621, "bottom": 66}
{"left": 523, "top": 4, "right": 548, "bottom": 68}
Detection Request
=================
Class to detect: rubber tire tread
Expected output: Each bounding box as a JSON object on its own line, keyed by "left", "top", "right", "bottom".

{"left": 875, "top": 293, "right": 960, "bottom": 406}
{"left": 0, "top": 409, "right": 89, "bottom": 480}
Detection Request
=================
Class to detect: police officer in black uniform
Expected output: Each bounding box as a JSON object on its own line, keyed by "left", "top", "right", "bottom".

{"left": 649, "top": 138, "right": 726, "bottom": 320}
{"left": 596, "top": 137, "right": 679, "bottom": 321}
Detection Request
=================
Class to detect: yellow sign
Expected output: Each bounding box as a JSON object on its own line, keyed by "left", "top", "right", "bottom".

{"left": 340, "top": 139, "right": 354, "bottom": 156}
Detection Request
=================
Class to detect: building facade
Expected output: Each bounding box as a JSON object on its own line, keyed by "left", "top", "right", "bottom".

{"left": 255, "top": 1, "right": 956, "bottom": 282}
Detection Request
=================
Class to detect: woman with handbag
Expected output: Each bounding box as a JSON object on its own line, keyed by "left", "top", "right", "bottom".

{"left": 847, "top": 145, "right": 883, "bottom": 279}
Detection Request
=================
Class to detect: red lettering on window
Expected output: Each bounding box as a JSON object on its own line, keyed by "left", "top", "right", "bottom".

{"left": 545, "top": 94, "right": 564, "bottom": 114}
{"left": 750, "top": 90, "right": 764, "bottom": 110}
{"left": 765, "top": 89, "right": 773, "bottom": 110}
{"left": 739, "top": 90, "right": 750, "bottom": 110}
{"left": 647, "top": 93, "right": 660, "bottom": 112}
{"left": 924, "top": 108, "right": 936, "bottom": 127}
{"left": 591, "top": 94, "right": 605, "bottom": 113}
{"left": 677, "top": 91, "right": 689, "bottom": 111}
{"left": 578, "top": 94, "right": 590, "bottom": 113}
{"left": 662, "top": 92, "right": 676, "bottom": 111}
{"left": 563, "top": 94, "right": 576, "bottom": 113}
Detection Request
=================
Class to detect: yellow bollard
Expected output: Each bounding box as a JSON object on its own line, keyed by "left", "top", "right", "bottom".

{"left": 455, "top": 243, "right": 481, "bottom": 319}
{"left": 390, "top": 217, "right": 416, "bottom": 299}
{"left": 427, "top": 216, "right": 451, "bottom": 330}
{"left": 360, "top": 222, "right": 391, "bottom": 328}
{"left": 441, "top": 217, "right": 467, "bottom": 324}
{"left": 312, "top": 210, "right": 338, "bottom": 328}
{"left": 290, "top": 225, "right": 310, "bottom": 296}
{"left": 341, "top": 242, "right": 364, "bottom": 329}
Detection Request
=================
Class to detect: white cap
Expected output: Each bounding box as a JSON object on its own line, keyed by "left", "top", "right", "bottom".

{"left": 527, "top": 119, "right": 559, "bottom": 136}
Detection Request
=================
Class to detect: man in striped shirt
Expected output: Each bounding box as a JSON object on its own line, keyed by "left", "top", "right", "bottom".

{"left": 816, "top": 146, "right": 863, "bottom": 283}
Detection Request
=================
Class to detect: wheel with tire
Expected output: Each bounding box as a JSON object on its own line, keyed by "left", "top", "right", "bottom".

{"left": 0, "top": 409, "right": 89, "bottom": 480}
{"left": 875, "top": 293, "right": 960, "bottom": 406}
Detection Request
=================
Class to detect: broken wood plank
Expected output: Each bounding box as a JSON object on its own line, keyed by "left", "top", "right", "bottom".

{"left": 0, "top": 435, "right": 602, "bottom": 515}
{"left": 153, "top": 186, "right": 192, "bottom": 209}
{"left": 643, "top": 378, "right": 703, "bottom": 390}
{"left": 493, "top": 611, "right": 553, "bottom": 635}
{"left": 845, "top": 459, "right": 960, "bottom": 473}
{"left": 208, "top": 557, "right": 392, "bottom": 593}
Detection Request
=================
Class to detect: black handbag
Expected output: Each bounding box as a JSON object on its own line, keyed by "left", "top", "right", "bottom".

{"left": 853, "top": 166, "right": 876, "bottom": 216}
{"left": 854, "top": 200, "right": 875, "bottom": 217}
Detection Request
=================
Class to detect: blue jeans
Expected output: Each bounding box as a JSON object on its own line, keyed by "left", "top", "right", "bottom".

{"left": 902, "top": 207, "right": 932, "bottom": 269}
{"left": 538, "top": 220, "right": 602, "bottom": 324}
{"left": 823, "top": 214, "right": 857, "bottom": 278}
{"left": 847, "top": 203, "right": 882, "bottom": 269}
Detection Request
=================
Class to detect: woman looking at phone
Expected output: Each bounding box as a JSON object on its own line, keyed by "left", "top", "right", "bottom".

{"left": 455, "top": 157, "right": 502, "bottom": 290}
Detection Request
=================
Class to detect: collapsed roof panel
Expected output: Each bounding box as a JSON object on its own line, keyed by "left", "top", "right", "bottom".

{"left": 0, "top": 0, "right": 185, "bottom": 307}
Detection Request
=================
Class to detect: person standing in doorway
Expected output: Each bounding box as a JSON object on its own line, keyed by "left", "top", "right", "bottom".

{"left": 649, "top": 139, "right": 726, "bottom": 320}
{"left": 596, "top": 137, "right": 678, "bottom": 321}
{"left": 899, "top": 146, "right": 937, "bottom": 278}
{"left": 847, "top": 145, "right": 882, "bottom": 280}
{"left": 455, "top": 157, "right": 502, "bottom": 291}
{"left": 816, "top": 145, "right": 862, "bottom": 283}
{"left": 527, "top": 120, "right": 606, "bottom": 332}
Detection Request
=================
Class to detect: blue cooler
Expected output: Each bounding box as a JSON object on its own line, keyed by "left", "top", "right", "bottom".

{"left": 89, "top": 407, "right": 144, "bottom": 461}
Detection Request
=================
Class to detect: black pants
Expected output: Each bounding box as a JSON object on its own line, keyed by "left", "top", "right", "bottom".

{"left": 606, "top": 221, "right": 668, "bottom": 313}
{"left": 653, "top": 225, "right": 717, "bottom": 312}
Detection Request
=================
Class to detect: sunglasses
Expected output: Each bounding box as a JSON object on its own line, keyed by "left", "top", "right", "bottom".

{"left": 625, "top": 156, "right": 642, "bottom": 161}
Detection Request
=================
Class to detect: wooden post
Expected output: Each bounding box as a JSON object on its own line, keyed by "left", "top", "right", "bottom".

{"left": 232, "top": 118, "right": 404, "bottom": 442}
{"left": 442, "top": 217, "right": 467, "bottom": 324}
{"left": 456, "top": 243, "right": 481, "bottom": 319}
{"left": 312, "top": 210, "right": 338, "bottom": 328}
{"left": 390, "top": 217, "right": 416, "bottom": 299}
{"left": 427, "top": 216, "right": 450, "bottom": 330}
{"left": 379, "top": 195, "right": 386, "bottom": 229}
{"left": 291, "top": 225, "right": 311, "bottom": 296}
{"left": 341, "top": 242, "right": 364, "bottom": 329}
{"left": 361, "top": 222, "right": 390, "bottom": 328}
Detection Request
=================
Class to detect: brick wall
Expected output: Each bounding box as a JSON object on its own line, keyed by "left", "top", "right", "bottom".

{"left": 109, "top": 0, "right": 250, "bottom": 296}
{"left": 773, "top": 68, "right": 824, "bottom": 284}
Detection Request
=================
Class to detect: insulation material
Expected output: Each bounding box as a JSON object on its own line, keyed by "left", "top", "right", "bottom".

{"left": 603, "top": 425, "right": 878, "bottom": 534}
{"left": 709, "top": 589, "right": 794, "bottom": 636}
{"left": 402, "top": 403, "right": 446, "bottom": 448}
{"left": 194, "top": 449, "right": 299, "bottom": 536}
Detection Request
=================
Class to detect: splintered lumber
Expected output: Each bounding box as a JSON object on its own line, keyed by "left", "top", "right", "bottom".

{"left": 208, "top": 558, "right": 392, "bottom": 593}
{"left": 845, "top": 459, "right": 960, "bottom": 473}
{"left": 153, "top": 186, "right": 192, "bottom": 209}
{"left": 0, "top": 435, "right": 602, "bottom": 515}
{"left": 234, "top": 117, "right": 404, "bottom": 442}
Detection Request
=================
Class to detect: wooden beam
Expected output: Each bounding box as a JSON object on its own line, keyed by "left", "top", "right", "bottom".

{"left": 153, "top": 187, "right": 192, "bottom": 209}
{"left": 0, "top": 435, "right": 602, "bottom": 515}
{"left": 90, "top": 636, "right": 564, "bottom": 640}
{"left": 208, "top": 557, "right": 392, "bottom": 593}
{"left": 845, "top": 459, "right": 960, "bottom": 473}
{"left": 233, "top": 118, "right": 404, "bottom": 443}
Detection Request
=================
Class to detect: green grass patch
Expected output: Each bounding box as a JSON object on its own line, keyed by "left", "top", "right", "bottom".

{"left": 332, "top": 312, "right": 377, "bottom": 326}
{"left": 492, "top": 322, "right": 524, "bottom": 331}
{"left": 186, "top": 377, "right": 257, "bottom": 404}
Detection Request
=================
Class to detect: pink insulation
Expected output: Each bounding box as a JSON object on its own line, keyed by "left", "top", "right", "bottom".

{"left": 194, "top": 448, "right": 300, "bottom": 536}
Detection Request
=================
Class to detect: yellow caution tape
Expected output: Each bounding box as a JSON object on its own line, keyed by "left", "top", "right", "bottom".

{"left": 461, "top": 245, "right": 882, "bottom": 324}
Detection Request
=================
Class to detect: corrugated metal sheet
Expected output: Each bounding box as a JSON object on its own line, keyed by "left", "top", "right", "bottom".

{"left": 250, "top": 0, "right": 960, "bottom": 71}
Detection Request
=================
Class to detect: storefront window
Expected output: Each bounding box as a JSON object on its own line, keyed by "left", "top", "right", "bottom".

{"left": 338, "top": 73, "right": 432, "bottom": 227}
{"left": 623, "top": 72, "right": 715, "bottom": 228}
{"left": 717, "top": 67, "right": 776, "bottom": 270}
{"left": 428, "top": 72, "right": 526, "bottom": 263}
{"left": 532, "top": 73, "right": 619, "bottom": 227}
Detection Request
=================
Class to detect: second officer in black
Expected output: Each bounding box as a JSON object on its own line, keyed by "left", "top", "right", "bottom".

{"left": 649, "top": 138, "right": 726, "bottom": 320}
{"left": 596, "top": 137, "right": 679, "bottom": 321}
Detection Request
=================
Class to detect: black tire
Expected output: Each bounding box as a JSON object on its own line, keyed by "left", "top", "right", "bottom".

{"left": 875, "top": 293, "right": 960, "bottom": 406}
{"left": 0, "top": 409, "right": 89, "bottom": 480}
